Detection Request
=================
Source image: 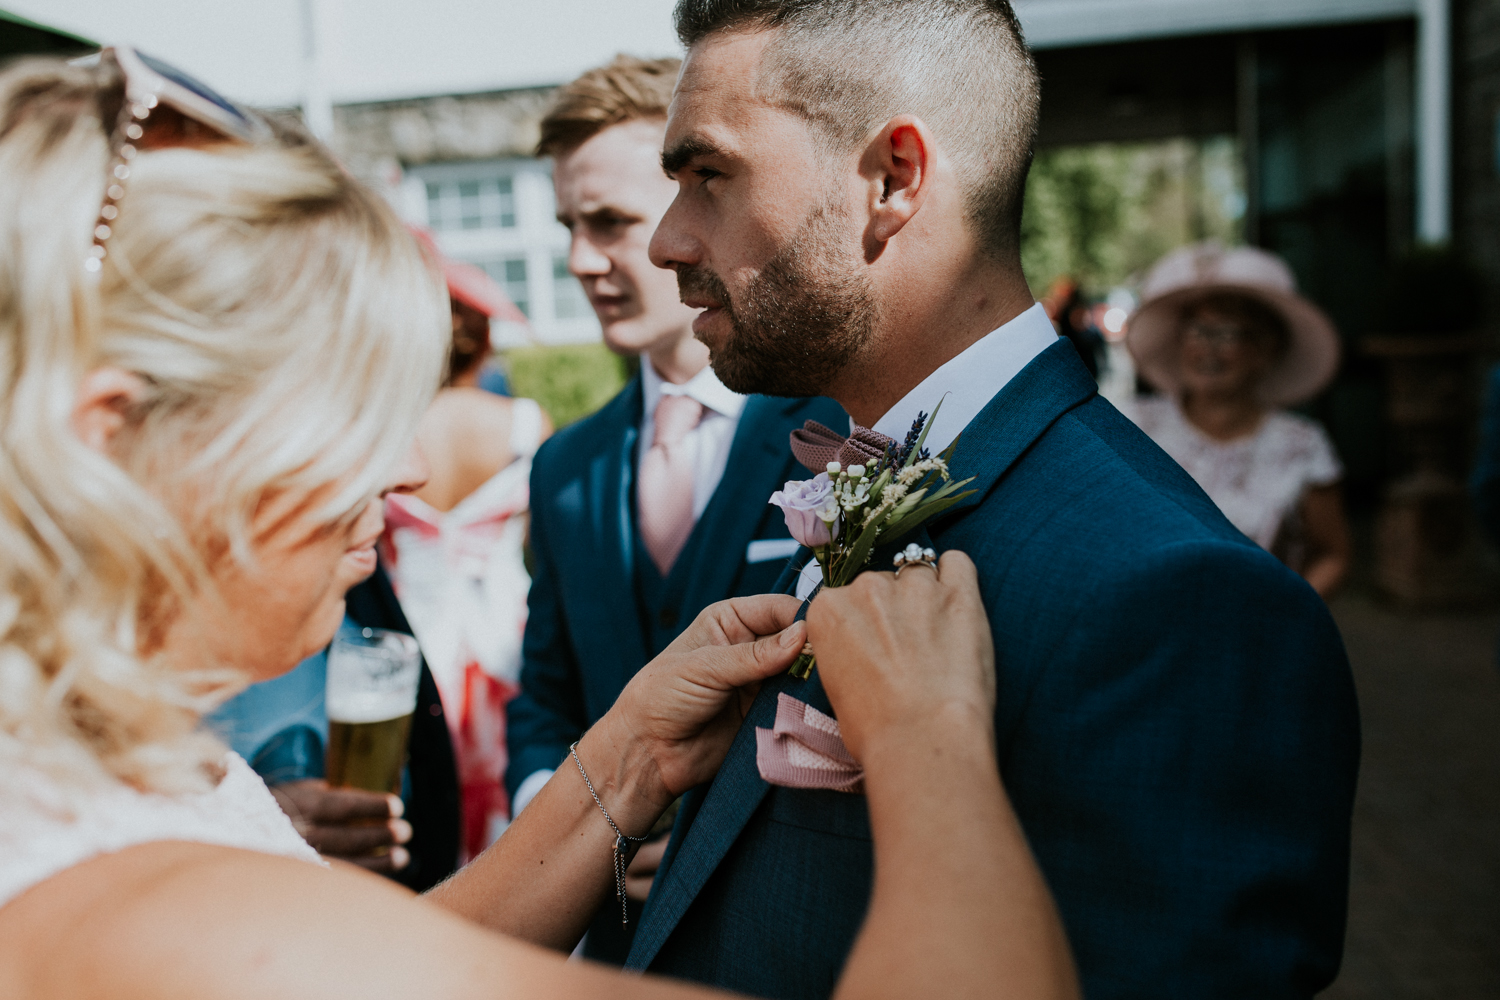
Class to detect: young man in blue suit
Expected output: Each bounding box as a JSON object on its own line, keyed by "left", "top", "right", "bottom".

{"left": 504, "top": 55, "right": 844, "bottom": 963}
{"left": 625, "top": 3, "right": 1362, "bottom": 998}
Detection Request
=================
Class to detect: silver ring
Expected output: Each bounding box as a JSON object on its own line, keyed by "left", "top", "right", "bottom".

{"left": 893, "top": 543, "right": 938, "bottom": 578}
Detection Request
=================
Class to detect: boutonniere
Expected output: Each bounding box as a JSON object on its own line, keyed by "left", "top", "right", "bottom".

{"left": 769, "top": 402, "right": 976, "bottom": 678}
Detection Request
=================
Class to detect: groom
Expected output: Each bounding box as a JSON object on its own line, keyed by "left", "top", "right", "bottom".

{"left": 625, "top": 2, "right": 1361, "bottom": 998}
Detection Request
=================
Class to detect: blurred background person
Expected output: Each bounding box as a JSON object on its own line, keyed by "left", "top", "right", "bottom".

{"left": 381, "top": 244, "right": 551, "bottom": 865}
{"left": 505, "top": 54, "right": 845, "bottom": 962}
{"left": 1041, "top": 276, "right": 1106, "bottom": 379}
{"left": 1125, "top": 242, "right": 1351, "bottom": 597}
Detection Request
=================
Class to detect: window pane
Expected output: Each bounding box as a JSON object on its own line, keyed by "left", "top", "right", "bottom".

{"left": 458, "top": 180, "right": 482, "bottom": 230}
{"left": 425, "top": 182, "right": 444, "bottom": 230}
{"left": 553, "top": 254, "right": 590, "bottom": 319}
{"left": 481, "top": 257, "right": 529, "bottom": 317}
{"left": 497, "top": 175, "right": 516, "bottom": 228}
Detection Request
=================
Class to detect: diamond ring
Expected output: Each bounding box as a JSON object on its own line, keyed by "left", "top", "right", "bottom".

{"left": 893, "top": 542, "right": 938, "bottom": 578}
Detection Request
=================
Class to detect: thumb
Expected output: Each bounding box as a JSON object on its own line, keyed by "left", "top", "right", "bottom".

{"left": 699, "top": 621, "right": 806, "bottom": 690}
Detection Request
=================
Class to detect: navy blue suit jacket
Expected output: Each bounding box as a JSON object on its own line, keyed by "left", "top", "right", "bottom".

{"left": 626, "top": 342, "right": 1361, "bottom": 999}
{"left": 506, "top": 375, "right": 846, "bottom": 798}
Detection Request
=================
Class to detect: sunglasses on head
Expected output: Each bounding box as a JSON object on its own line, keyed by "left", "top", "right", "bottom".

{"left": 71, "top": 46, "right": 272, "bottom": 272}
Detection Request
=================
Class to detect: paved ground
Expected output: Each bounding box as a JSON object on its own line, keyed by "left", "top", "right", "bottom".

{"left": 1319, "top": 592, "right": 1500, "bottom": 998}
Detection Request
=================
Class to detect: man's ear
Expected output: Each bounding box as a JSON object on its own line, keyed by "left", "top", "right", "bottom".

{"left": 71, "top": 367, "right": 147, "bottom": 454}
{"left": 864, "top": 115, "right": 935, "bottom": 245}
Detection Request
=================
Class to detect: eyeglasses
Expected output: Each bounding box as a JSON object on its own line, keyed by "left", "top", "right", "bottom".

{"left": 1183, "top": 319, "right": 1254, "bottom": 349}
{"left": 72, "top": 46, "right": 271, "bottom": 273}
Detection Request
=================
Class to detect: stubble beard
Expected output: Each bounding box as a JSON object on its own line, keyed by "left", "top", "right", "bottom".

{"left": 675, "top": 202, "right": 877, "bottom": 398}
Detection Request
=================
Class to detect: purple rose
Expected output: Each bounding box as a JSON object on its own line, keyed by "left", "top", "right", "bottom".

{"left": 769, "top": 473, "right": 841, "bottom": 548}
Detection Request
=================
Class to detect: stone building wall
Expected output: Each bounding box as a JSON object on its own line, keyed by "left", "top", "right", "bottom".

{"left": 328, "top": 86, "right": 558, "bottom": 188}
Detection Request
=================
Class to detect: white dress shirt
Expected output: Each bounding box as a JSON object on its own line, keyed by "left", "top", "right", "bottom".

{"left": 512, "top": 361, "right": 748, "bottom": 818}
{"left": 795, "top": 302, "right": 1058, "bottom": 599}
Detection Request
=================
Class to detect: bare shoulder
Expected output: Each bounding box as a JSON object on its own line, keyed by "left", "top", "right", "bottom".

{"left": 0, "top": 840, "right": 712, "bottom": 1000}
{"left": 0, "top": 842, "right": 507, "bottom": 1000}
{"left": 423, "top": 386, "right": 519, "bottom": 436}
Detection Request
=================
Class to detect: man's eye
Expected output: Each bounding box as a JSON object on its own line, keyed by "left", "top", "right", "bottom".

{"left": 692, "top": 166, "right": 721, "bottom": 182}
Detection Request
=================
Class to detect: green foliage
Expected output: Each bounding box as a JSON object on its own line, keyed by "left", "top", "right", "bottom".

{"left": 1021, "top": 136, "right": 1245, "bottom": 297}
{"left": 502, "top": 342, "right": 630, "bottom": 428}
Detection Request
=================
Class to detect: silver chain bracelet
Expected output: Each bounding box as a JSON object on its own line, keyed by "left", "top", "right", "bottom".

{"left": 569, "top": 740, "right": 650, "bottom": 928}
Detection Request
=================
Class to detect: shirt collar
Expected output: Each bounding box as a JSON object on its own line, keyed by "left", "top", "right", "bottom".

{"left": 870, "top": 302, "right": 1058, "bottom": 457}
{"left": 642, "top": 358, "right": 747, "bottom": 420}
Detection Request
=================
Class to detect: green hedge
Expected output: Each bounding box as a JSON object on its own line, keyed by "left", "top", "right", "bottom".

{"left": 502, "top": 342, "right": 632, "bottom": 428}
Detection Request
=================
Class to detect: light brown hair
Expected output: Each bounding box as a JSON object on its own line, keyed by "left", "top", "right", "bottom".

{"left": 535, "top": 54, "right": 681, "bottom": 159}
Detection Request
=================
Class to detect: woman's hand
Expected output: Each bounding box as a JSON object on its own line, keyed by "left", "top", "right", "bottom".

{"left": 592, "top": 593, "right": 805, "bottom": 814}
{"left": 808, "top": 550, "right": 995, "bottom": 762}
{"left": 426, "top": 593, "right": 803, "bottom": 948}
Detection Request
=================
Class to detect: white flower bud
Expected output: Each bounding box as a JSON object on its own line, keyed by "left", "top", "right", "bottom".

{"left": 827, "top": 461, "right": 842, "bottom": 474}
{"left": 848, "top": 464, "right": 866, "bottom": 478}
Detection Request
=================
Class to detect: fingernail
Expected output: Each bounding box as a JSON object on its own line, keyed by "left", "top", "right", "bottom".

{"left": 390, "top": 846, "right": 410, "bottom": 870}
{"left": 780, "top": 622, "right": 805, "bottom": 648}
{"left": 390, "top": 818, "right": 413, "bottom": 844}
{"left": 387, "top": 794, "right": 405, "bottom": 819}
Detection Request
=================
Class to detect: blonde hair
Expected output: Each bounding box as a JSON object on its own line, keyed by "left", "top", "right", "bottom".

{"left": 535, "top": 54, "right": 681, "bottom": 158}
{"left": 0, "top": 58, "right": 449, "bottom": 793}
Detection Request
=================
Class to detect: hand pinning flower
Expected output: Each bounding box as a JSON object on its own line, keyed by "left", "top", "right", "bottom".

{"left": 768, "top": 401, "right": 977, "bottom": 678}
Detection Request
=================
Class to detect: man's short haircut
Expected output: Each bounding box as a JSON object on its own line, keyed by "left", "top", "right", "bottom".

{"left": 673, "top": 0, "right": 1041, "bottom": 262}
{"left": 536, "top": 54, "right": 682, "bottom": 158}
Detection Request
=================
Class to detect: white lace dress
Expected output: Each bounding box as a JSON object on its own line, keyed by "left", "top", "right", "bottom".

{"left": 0, "top": 751, "right": 321, "bottom": 910}
{"left": 380, "top": 396, "right": 544, "bottom": 863}
{"left": 1127, "top": 396, "right": 1343, "bottom": 570}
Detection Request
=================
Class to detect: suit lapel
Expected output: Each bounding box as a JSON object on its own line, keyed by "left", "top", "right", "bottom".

{"left": 574, "top": 376, "right": 649, "bottom": 693}
{"left": 675, "top": 395, "right": 799, "bottom": 605}
{"left": 941, "top": 338, "right": 1098, "bottom": 520}
{"left": 628, "top": 668, "right": 822, "bottom": 969}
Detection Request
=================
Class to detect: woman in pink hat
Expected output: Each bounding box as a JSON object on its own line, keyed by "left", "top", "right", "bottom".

{"left": 1125, "top": 242, "right": 1351, "bottom": 597}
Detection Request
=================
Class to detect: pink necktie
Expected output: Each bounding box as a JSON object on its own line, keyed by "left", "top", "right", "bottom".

{"left": 638, "top": 393, "right": 704, "bottom": 575}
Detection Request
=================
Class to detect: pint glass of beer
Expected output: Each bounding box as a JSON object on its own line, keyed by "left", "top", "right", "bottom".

{"left": 324, "top": 628, "right": 422, "bottom": 795}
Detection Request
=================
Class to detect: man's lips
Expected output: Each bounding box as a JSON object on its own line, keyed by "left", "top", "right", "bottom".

{"left": 691, "top": 305, "right": 725, "bottom": 338}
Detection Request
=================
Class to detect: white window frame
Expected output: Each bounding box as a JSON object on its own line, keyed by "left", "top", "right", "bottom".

{"left": 398, "top": 158, "right": 602, "bottom": 346}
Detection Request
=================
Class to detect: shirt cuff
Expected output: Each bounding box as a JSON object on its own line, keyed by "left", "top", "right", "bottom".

{"left": 512, "top": 768, "right": 554, "bottom": 816}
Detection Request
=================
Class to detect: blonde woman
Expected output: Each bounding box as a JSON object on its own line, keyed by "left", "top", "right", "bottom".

{"left": 0, "top": 53, "right": 1078, "bottom": 1000}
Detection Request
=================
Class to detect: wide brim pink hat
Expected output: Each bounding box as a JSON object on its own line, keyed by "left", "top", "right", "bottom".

{"left": 1126, "top": 242, "right": 1341, "bottom": 407}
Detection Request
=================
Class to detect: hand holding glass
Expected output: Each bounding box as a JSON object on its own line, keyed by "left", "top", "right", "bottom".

{"left": 324, "top": 628, "right": 422, "bottom": 795}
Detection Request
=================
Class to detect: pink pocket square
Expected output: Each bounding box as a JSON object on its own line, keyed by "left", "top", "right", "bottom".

{"left": 755, "top": 693, "right": 864, "bottom": 793}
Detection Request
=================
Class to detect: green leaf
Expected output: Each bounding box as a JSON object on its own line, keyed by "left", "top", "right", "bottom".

{"left": 881, "top": 488, "right": 978, "bottom": 542}
{"left": 937, "top": 434, "right": 961, "bottom": 465}
{"left": 904, "top": 396, "right": 946, "bottom": 469}
{"left": 833, "top": 506, "right": 892, "bottom": 585}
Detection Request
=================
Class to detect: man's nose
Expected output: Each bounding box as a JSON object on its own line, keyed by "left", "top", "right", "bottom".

{"left": 569, "top": 232, "right": 611, "bottom": 278}
{"left": 648, "top": 194, "right": 697, "bottom": 271}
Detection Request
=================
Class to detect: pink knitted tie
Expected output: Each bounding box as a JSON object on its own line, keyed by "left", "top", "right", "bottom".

{"left": 638, "top": 393, "right": 704, "bottom": 575}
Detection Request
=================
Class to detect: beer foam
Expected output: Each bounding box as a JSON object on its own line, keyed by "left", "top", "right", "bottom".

{"left": 326, "top": 687, "right": 414, "bottom": 724}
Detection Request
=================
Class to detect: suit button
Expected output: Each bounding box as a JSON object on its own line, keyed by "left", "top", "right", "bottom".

{"left": 658, "top": 607, "right": 678, "bottom": 628}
